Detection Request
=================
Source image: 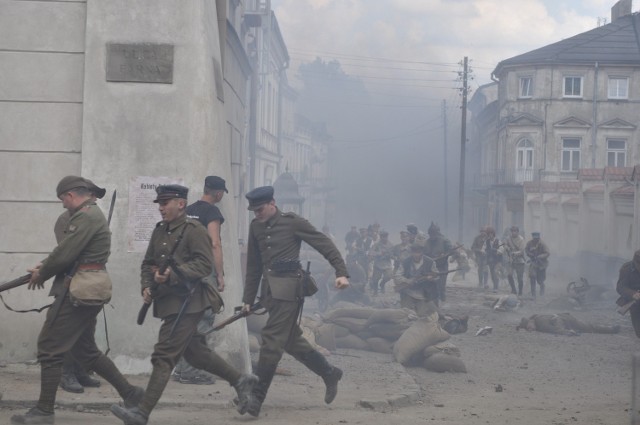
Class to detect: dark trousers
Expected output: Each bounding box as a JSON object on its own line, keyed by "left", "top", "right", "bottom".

{"left": 37, "top": 296, "right": 132, "bottom": 413}
{"left": 507, "top": 263, "right": 525, "bottom": 294}
{"left": 476, "top": 254, "right": 488, "bottom": 287}
{"left": 488, "top": 262, "right": 500, "bottom": 290}
{"left": 631, "top": 304, "right": 640, "bottom": 338}
{"left": 139, "top": 310, "right": 241, "bottom": 415}
{"left": 529, "top": 266, "right": 547, "bottom": 297}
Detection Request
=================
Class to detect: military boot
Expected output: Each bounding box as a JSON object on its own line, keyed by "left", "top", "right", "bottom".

{"left": 539, "top": 283, "right": 545, "bottom": 296}
{"left": 59, "top": 372, "right": 83, "bottom": 394}
{"left": 233, "top": 373, "right": 259, "bottom": 415}
{"left": 299, "top": 350, "right": 343, "bottom": 404}
{"left": 123, "top": 386, "right": 145, "bottom": 408}
{"left": 10, "top": 407, "right": 54, "bottom": 425}
{"left": 507, "top": 276, "right": 517, "bottom": 294}
{"left": 76, "top": 369, "right": 101, "bottom": 388}
{"left": 530, "top": 280, "right": 536, "bottom": 299}
{"left": 246, "top": 364, "right": 276, "bottom": 417}
{"left": 110, "top": 405, "right": 148, "bottom": 425}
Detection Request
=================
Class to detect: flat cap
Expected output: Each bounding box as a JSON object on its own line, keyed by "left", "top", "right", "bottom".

{"left": 205, "top": 175, "right": 228, "bottom": 193}
{"left": 84, "top": 179, "right": 106, "bottom": 199}
{"left": 531, "top": 232, "right": 540, "bottom": 238}
{"left": 406, "top": 224, "right": 418, "bottom": 235}
{"left": 154, "top": 184, "right": 189, "bottom": 203}
{"left": 410, "top": 243, "right": 424, "bottom": 252}
{"left": 56, "top": 175, "right": 88, "bottom": 198}
{"left": 245, "top": 186, "right": 274, "bottom": 210}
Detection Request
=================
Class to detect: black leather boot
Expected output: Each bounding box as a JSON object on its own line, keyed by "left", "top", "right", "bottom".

{"left": 299, "top": 350, "right": 343, "bottom": 404}
{"left": 246, "top": 364, "right": 276, "bottom": 417}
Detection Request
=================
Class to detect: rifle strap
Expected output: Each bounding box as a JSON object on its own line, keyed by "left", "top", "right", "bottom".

{"left": 0, "top": 293, "right": 52, "bottom": 313}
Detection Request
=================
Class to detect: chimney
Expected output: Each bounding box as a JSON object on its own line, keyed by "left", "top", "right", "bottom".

{"left": 611, "top": 0, "right": 632, "bottom": 22}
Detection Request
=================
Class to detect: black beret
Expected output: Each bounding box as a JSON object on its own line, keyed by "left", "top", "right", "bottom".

{"left": 205, "top": 175, "right": 228, "bottom": 193}
{"left": 84, "top": 179, "right": 106, "bottom": 199}
{"left": 154, "top": 184, "right": 189, "bottom": 203}
{"left": 56, "top": 176, "right": 88, "bottom": 197}
{"left": 245, "top": 186, "right": 274, "bottom": 210}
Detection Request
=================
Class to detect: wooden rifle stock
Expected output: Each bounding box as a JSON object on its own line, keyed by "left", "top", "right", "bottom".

{"left": 618, "top": 299, "right": 637, "bottom": 316}
{"left": 203, "top": 302, "right": 264, "bottom": 335}
{"left": 137, "top": 260, "right": 170, "bottom": 325}
{"left": 0, "top": 274, "right": 32, "bottom": 293}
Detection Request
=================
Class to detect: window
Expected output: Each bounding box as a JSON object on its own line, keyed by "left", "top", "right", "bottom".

{"left": 516, "top": 139, "right": 534, "bottom": 182}
{"left": 607, "top": 139, "right": 626, "bottom": 167}
{"left": 608, "top": 77, "right": 629, "bottom": 99}
{"left": 561, "top": 138, "right": 581, "bottom": 171}
{"left": 519, "top": 77, "right": 533, "bottom": 98}
{"left": 563, "top": 76, "right": 582, "bottom": 97}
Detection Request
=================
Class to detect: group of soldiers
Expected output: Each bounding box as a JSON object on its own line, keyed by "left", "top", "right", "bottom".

{"left": 341, "top": 221, "right": 460, "bottom": 310}
{"left": 10, "top": 176, "right": 351, "bottom": 425}
{"left": 471, "top": 226, "right": 550, "bottom": 299}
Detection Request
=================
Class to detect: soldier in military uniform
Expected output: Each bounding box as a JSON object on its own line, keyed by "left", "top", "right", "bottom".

{"left": 12, "top": 176, "right": 143, "bottom": 425}
{"left": 504, "top": 226, "right": 526, "bottom": 295}
{"left": 423, "top": 222, "right": 453, "bottom": 304}
{"left": 616, "top": 250, "right": 640, "bottom": 337}
{"left": 471, "top": 227, "right": 489, "bottom": 288}
{"left": 344, "top": 225, "right": 359, "bottom": 250}
{"left": 241, "top": 186, "right": 350, "bottom": 417}
{"left": 392, "top": 230, "right": 412, "bottom": 272}
{"left": 57, "top": 180, "right": 106, "bottom": 394}
{"left": 367, "top": 230, "right": 394, "bottom": 295}
{"left": 393, "top": 243, "right": 439, "bottom": 316}
{"left": 517, "top": 313, "right": 619, "bottom": 335}
{"left": 484, "top": 227, "right": 502, "bottom": 292}
{"left": 525, "top": 232, "right": 550, "bottom": 299}
{"left": 111, "top": 185, "right": 257, "bottom": 425}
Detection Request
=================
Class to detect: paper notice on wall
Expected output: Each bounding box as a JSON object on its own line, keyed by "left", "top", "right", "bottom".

{"left": 127, "top": 176, "right": 184, "bottom": 252}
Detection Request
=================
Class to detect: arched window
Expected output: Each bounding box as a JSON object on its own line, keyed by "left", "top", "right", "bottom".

{"left": 516, "top": 138, "right": 534, "bottom": 182}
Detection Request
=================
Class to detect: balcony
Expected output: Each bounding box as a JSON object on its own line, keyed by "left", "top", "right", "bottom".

{"left": 469, "top": 168, "right": 538, "bottom": 189}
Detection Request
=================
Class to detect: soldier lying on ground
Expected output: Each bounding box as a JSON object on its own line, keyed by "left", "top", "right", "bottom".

{"left": 516, "top": 313, "right": 620, "bottom": 336}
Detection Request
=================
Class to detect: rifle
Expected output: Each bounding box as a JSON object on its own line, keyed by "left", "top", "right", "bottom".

{"left": 137, "top": 223, "right": 188, "bottom": 325}
{"left": 428, "top": 244, "right": 464, "bottom": 263}
{"left": 395, "top": 268, "right": 462, "bottom": 291}
{"left": 0, "top": 274, "right": 32, "bottom": 293}
{"left": 617, "top": 293, "right": 638, "bottom": 316}
{"left": 203, "top": 302, "right": 265, "bottom": 335}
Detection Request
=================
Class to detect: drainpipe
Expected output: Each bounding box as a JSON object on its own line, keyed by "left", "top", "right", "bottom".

{"left": 592, "top": 62, "right": 599, "bottom": 168}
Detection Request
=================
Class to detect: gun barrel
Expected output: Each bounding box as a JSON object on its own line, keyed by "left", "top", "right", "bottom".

{"left": 0, "top": 274, "right": 32, "bottom": 293}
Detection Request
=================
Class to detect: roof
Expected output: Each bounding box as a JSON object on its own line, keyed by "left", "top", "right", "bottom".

{"left": 493, "top": 13, "right": 640, "bottom": 76}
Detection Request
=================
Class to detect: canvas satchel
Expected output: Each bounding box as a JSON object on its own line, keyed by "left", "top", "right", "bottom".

{"left": 68, "top": 269, "right": 112, "bottom": 306}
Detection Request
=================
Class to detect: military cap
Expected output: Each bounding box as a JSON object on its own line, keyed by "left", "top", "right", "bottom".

{"left": 84, "top": 179, "right": 106, "bottom": 199}
{"left": 400, "top": 230, "right": 409, "bottom": 235}
{"left": 410, "top": 243, "right": 424, "bottom": 252}
{"left": 531, "top": 232, "right": 540, "bottom": 238}
{"left": 406, "top": 224, "right": 418, "bottom": 235}
{"left": 245, "top": 186, "right": 274, "bottom": 210}
{"left": 510, "top": 226, "right": 519, "bottom": 232}
{"left": 205, "top": 175, "right": 228, "bottom": 193}
{"left": 56, "top": 175, "right": 89, "bottom": 198}
{"left": 154, "top": 184, "right": 189, "bottom": 203}
{"left": 379, "top": 230, "right": 389, "bottom": 237}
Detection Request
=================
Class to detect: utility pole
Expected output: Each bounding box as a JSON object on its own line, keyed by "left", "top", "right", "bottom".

{"left": 458, "top": 57, "right": 469, "bottom": 243}
{"left": 442, "top": 99, "right": 448, "bottom": 232}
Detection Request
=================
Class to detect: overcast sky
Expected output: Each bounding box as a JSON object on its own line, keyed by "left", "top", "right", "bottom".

{"left": 268, "top": 0, "right": 629, "bottom": 238}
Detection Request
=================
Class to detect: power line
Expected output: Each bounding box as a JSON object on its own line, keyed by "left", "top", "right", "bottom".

{"left": 287, "top": 47, "right": 459, "bottom": 67}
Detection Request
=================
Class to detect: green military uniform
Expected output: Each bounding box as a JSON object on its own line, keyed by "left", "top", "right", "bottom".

{"left": 394, "top": 253, "right": 439, "bottom": 317}
{"left": 525, "top": 234, "right": 550, "bottom": 298}
{"left": 423, "top": 227, "right": 453, "bottom": 304}
{"left": 243, "top": 205, "right": 348, "bottom": 415}
{"left": 12, "top": 176, "right": 142, "bottom": 425}
{"left": 519, "top": 313, "right": 619, "bottom": 335}
{"left": 368, "top": 236, "right": 394, "bottom": 294}
{"left": 616, "top": 257, "right": 640, "bottom": 337}
{"left": 135, "top": 215, "right": 241, "bottom": 418}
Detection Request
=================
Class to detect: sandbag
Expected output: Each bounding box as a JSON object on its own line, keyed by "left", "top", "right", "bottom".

{"left": 247, "top": 312, "right": 269, "bottom": 333}
{"left": 366, "top": 337, "right": 393, "bottom": 354}
{"left": 368, "top": 322, "right": 410, "bottom": 341}
{"left": 327, "top": 317, "right": 368, "bottom": 333}
{"left": 315, "top": 324, "right": 337, "bottom": 351}
{"left": 324, "top": 307, "right": 375, "bottom": 321}
{"left": 393, "top": 318, "right": 450, "bottom": 365}
{"left": 335, "top": 334, "right": 369, "bottom": 350}
{"left": 365, "top": 308, "right": 414, "bottom": 326}
{"left": 423, "top": 353, "right": 467, "bottom": 373}
{"left": 423, "top": 342, "right": 461, "bottom": 358}
{"left": 333, "top": 324, "right": 351, "bottom": 338}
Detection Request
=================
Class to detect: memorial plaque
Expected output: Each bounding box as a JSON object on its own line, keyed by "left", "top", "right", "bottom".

{"left": 106, "top": 43, "right": 174, "bottom": 84}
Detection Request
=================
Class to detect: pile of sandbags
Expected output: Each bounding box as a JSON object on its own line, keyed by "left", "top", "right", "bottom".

{"left": 318, "top": 305, "right": 416, "bottom": 354}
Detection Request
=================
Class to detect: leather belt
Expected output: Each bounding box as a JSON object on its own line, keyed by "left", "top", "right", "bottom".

{"left": 77, "top": 263, "right": 106, "bottom": 271}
